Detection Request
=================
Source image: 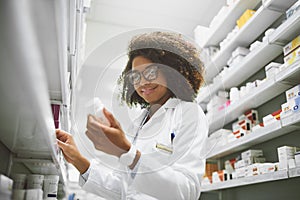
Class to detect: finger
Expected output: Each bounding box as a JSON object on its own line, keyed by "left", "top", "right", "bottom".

{"left": 86, "top": 114, "right": 102, "bottom": 129}
{"left": 56, "top": 129, "right": 69, "bottom": 142}
{"left": 56, "top": 139, "right": 67, "bottom": 150}
{"left": 103, "top": 108, "right": 120, "bottom": 128}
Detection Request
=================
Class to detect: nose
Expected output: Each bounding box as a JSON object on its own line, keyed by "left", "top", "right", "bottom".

{"left": 139, "top": 75, "right": 150, "bottom": 86}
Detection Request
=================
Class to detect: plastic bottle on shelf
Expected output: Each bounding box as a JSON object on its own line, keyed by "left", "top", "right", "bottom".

{"left": 230, "top": 87, "right": 240, "bottom": 103}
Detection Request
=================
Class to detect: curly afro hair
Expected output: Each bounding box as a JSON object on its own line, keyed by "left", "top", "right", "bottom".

{"left": 118, "top": 31, "right": 205, "bottom": 108}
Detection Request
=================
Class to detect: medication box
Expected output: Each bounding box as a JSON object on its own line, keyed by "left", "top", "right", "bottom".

{"left": 236, "top": 9, "right": 256, "bottom": 29}
{"left": 241, "top": 149, "right": 263, "bottom": 159}
{"left": 283, "top": 35, "right": 300, "bottom": 56}
{"left": 284, "top": 46, "right": 300, "bottom": 66}
{"left": 277, "top": 146, "right": 300, "bottom": 170}
{"left": 285, "top": 84, "right": 300, "bottom": 101}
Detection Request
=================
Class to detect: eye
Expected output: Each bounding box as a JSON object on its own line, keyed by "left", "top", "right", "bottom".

{"left": 143, "top": 65, "right": 158, "bottom": 81}
{"left": 127, "top": 71, "right": 141, "bottom": 85}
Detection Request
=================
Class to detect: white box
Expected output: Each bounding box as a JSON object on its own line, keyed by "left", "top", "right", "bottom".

{"left": 285, "top": 84, "right": 300, "bottom": 101}
{"left": 12, "top": 189, "right": 26, "bottom": 200}
{"left": 241, "top": 149, "right": 263, "bottom": 159}
{"left": 295, "top": 152, "right": 300, "bottom": 167}
{"left": 258, "top": 163, "right": 276, "bottom": 174}
{"left": 283, "top": 35, "right": 300, "bottom": 56}
{"left": 25, "top": 189, "right": 43, "bottom": 200}
{"left": 277, "top": 146, "right": 299, "bottom": 154}
{"left": 263, "top": 114, "right": 278, "bottom": 126}
{"left": 235, "top": 167, "right": 247, "bottom": 178}
{"left": 234, "top": 160, "right": 245, "bottom": 169}
{"left": 288, "top": 159, "right": 296, "bottom": 169}
{"left": 278, "top": 160, "right": 290, "bottom": 170}
{"left": 265, "top": 62, "right": 281, "bottom": 79}
{"left": 232, "top": 46, "right": 250, "bottom": 58}
{"left": 0, "top": 175, "right": 13, "bottom": 195}
{"left": 281, "top": 101, "right": 293, "bottom": 118}
{"left": 244, "top": 157, "right": 266, "bottom": 166}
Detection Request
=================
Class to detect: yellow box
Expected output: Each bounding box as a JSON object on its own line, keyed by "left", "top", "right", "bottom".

{"left": 237, "top": 9, "right": 256, "bottom": 29}
{"left": 283, "top": 35, "right": 300, "bottom": 56}
{"left": 284, "top": 46, "right": 300, "bottom": 66}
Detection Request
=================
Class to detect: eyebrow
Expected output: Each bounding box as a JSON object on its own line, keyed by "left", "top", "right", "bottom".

{"left": 132, "top": 64, "right": 156, "bottom": 71}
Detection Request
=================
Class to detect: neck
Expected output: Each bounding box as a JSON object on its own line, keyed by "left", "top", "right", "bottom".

{"left": 148, "top": 91, "right": 172, "bottom": 117}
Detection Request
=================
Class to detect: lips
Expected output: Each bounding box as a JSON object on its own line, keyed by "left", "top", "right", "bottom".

{"left": 140, "top": 85, "right": 158, "bottom": 95}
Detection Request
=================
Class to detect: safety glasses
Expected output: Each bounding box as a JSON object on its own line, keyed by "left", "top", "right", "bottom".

{"left": 126, "top": 64, "right": 159, "bottom": 85}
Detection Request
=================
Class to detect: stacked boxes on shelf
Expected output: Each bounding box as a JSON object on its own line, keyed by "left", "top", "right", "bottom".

{"left": 283, "top": 35, "right": 300, "bottom": 67}
{"left": 277, "top": 146, "right": 300, "bottom": 170}
{"left": 281, "top": 84, "right": 300, "bottom": 119}
{"left": 201, "top": 148, "right": 280, "bottom": 186}
{"left": 202, "top": 162, "right": 219, "bottom": 185}
{"left": 232, "top": 110, "right": 259, "bottom": 139}
{"left": 206, "top": 109, "right": 260, "bottom": 150}
{"left": 11, "top": 173, "right": 59, "bottom": 200}
{"left": 235, "top": 149, "right": 268, "bottom": 178}
{"left": 262, "top": 109, "right": 282, "bottom": 127}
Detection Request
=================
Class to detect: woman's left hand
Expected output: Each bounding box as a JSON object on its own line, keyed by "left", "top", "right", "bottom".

{"left": 86, "top": 108, "right": 131, "bottom": 158}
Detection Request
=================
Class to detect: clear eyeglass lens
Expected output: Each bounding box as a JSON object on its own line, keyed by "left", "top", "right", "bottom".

{"left": 127, "top": 65, "right": 159, "bottom": 85}
{"left": 143, "top": 66, "right": 158, "bottom": 81}
{"left": 129, "top": 72, "right": 141, "bottom": 85}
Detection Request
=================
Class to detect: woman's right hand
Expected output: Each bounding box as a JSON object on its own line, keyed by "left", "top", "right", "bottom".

{"left": 56, "top": 129, "right": 90, "bottom": 174}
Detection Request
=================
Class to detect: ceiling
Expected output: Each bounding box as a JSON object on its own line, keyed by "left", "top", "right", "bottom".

{"left": 86, "top": 0, "right": 226, "bottom": 38}
{"left": 76, "top": 0, "right": 227, "bottom": 132}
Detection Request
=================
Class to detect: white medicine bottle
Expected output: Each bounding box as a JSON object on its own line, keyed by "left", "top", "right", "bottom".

{"left": 92, "top": 97, "right": 110, "bottom": 126}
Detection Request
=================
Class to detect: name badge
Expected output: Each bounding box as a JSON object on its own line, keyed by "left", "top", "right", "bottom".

{"left": 156, "top": 143, "right": 173, "bottom": 154}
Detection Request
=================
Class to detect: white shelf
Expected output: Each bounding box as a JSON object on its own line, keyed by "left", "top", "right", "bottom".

{"left": 206, "top": 120, "right": 299, "bottom": 159}
{"left": 269, "top": 9, "right": 300, "bottom": 44}
{"left": 13, "top": 158, "right": 67, "bottom": 185}
{"left": 281, "top": 112, "right": 300, "bottom": 127}
{"left": 199, "top": 0, "right": 261, "bottom": 47}
{"left": 0, "top": 0, "right": 69, "bottom": 187}
{"left": 198, "top": 42, "right": 282, "bottom": 104}
{"left": 201, "top": 170, "right": 288, "bottom": 192}
{"left": 208, "top": 77, "right": 291, "bottom": 133}
{"left": 205, "top": 0, "right": 285, "bottom": 82}
{"left": 276, "top": 61, "right": 300, "bottom": 84}
{"left": 263, "top": 0, "right": 299, "bottom": 12}
{"left": 32, "top": 0, "right": 70, "bottom": 105}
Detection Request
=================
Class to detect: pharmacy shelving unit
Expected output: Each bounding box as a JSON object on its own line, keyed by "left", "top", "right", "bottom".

{"left": 196, "top": 0, "right": 300, "bottom": 199}
{"left": 199, "top": 0, "right": 261, "bottom": 48}
{"left": 198, "top": 0, "right": 300, "bottom": 104}
{"left": 204, "top": 0, "right": 297, "bottom": 82}
{"left": 0, "top": 0, "right": 86, "bottom": 198}
{"left": 203, "top": 112, "right": 300, "bottom": 193}
{"left": 201, "top": 170, "right": 289, "bottom": 192}
{"left": 209, "top": 61, "right": 300, "bottom": 133}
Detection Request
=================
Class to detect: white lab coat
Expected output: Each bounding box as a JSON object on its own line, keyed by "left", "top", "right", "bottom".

{"left": 79, "top": 98, "right": 208, "bottom": 200}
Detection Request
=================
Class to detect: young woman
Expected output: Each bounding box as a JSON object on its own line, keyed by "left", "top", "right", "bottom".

{"left": 56, "top": 31, "right": 208, "bottom": 199}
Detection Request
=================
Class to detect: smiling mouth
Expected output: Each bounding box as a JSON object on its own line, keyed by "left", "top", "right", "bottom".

{"left": 141, "top": 86, "right": 158, "bottom": 95}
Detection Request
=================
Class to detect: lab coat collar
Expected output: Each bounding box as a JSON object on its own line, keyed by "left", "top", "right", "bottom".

{"left": 162, "top": 98, "right": 181, "bottom": 109}
{"left": 145, "top": 98, "right": 181, "bottom": 121}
